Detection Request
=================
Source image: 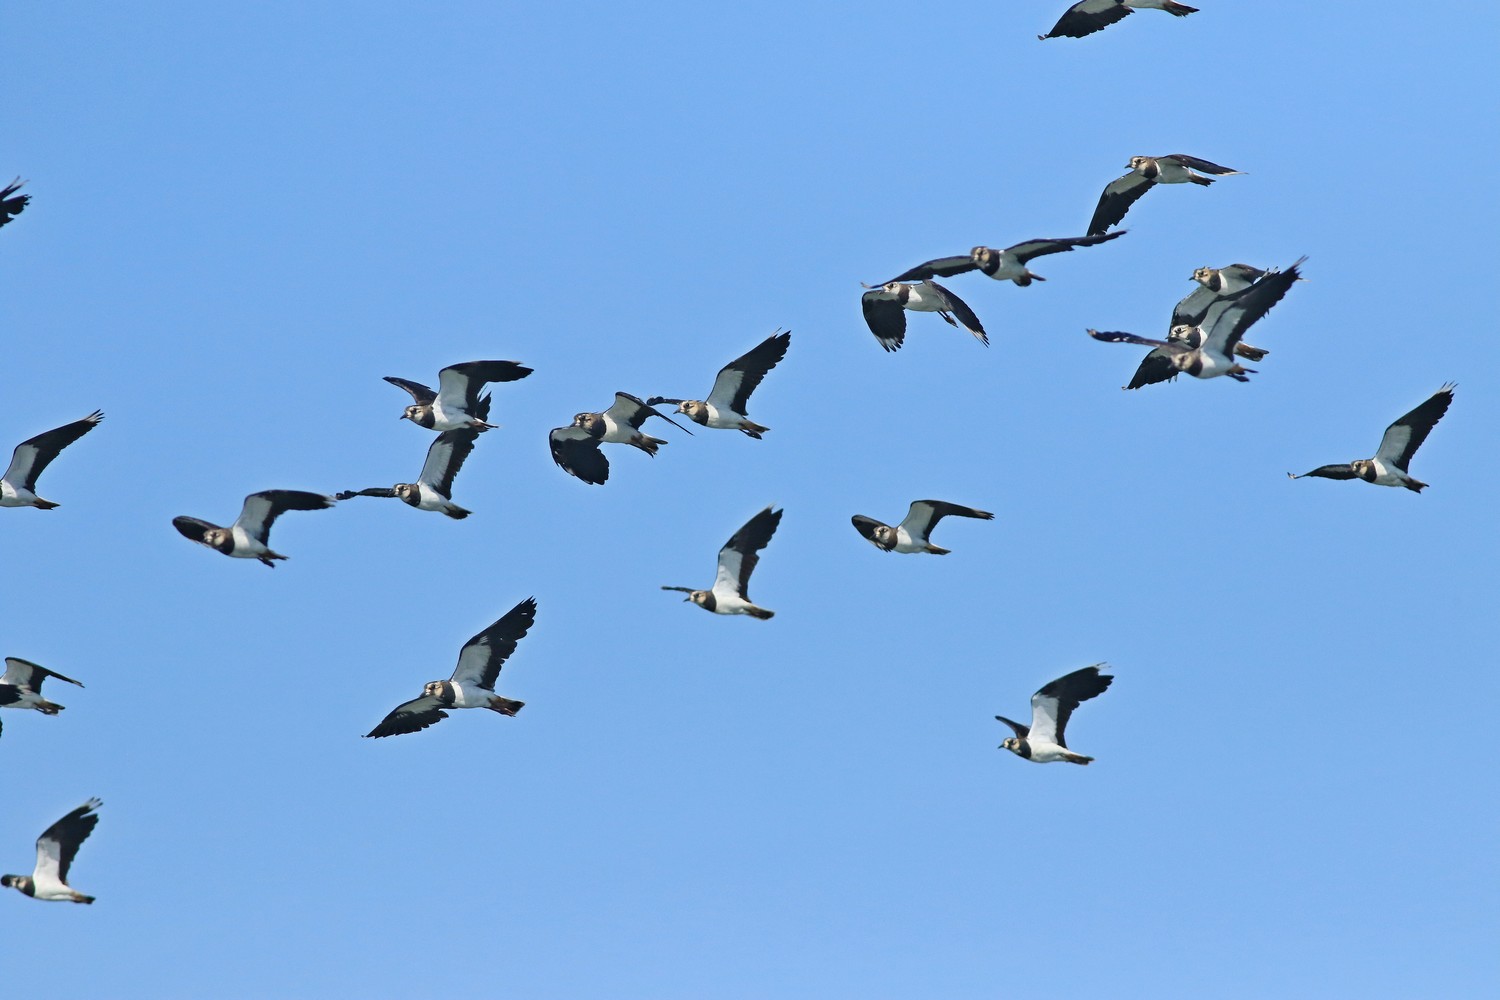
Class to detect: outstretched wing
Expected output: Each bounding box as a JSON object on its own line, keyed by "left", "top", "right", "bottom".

{"left": 1171, "top": 284, "right": 1222, "bottom": 329}
{"left": 1290, "top": 464, "right": 1359, "bottom": 481}
{"left": 1039, "top": 0, "right": 1130, "bottom": 40}
{"left": 383, "top": 376, "right": 437, "bottom": 406}
{"left": 714, "top": 506, "right": 782, "bottom": 600}
{"left": 1029, "top": 665, "right": 1113, "bottom": 748}
{"left": 994, "top": 714, "right": 1030, "bottom": 740}
{"left": 2, "top": 657, "right": 84, "bottom": 691}
{"left": 418, "top": 427, "right": 482, "bottom": 496}
{"left": 172, "top": 516, "right": 219, "bottom": 544}
{"left": 451, "top": 597, "right": 538, "bottom": 690}
{"left": 0, "top": 178, "right": 30, "bottom": 228}
{"left": 1375, "top": 384, "right": 1455, "bottom": 471}
{"left": 878, "top": 255, "right": 977, "bottom": 284}
{"left": 926, "top": 281, "right": 988, "bottom": 346}
{"left": 1005, "top": 230, "right": 1126, "bottom": 262}
{"left": 364, "top": 694, "right": 447, "bottom": 739}
{"left": 1088, "top": 328, "right": 1177, "bottom": 350}
{"left": 335, "top": 487, "right": 398, "bottom": 500}
{"left": 3, "top": 411, "right": 104, "bottom": 491}
{"left": 1124, "top": 348, "right": 1180, "bottom": 390}
{"left": 707, "top": 329, "right": 791, "bottom": 415}
{"left": 436, "top": 360, "right": 533, "bottom": 412}
{"left": 1199, "top": 258, "right": 1304, "bottom": 358}
{"left": 898, "top": 500, "right": 994, "bottom": 543}
{"left": 1166, "top": 154, "right": 1242, "bottom": 175}
{"left": 861, "top": 290, "right": 908, "bottom": 352}
{"left": 233, "top": 490, "right": 336, "bottom": 543}
{"left": 34, "top": 798, "right": 101, "bottom": 889}
{"left": 549, "top": 425, "right": 609, "bottom": 485}
{"left": 850, "top": 515, "right": 889, "bottom": 549}
{"left": 605, "top": 392, "right": 690, "bottom": 434}
{"left": 1088, "top": 170, "right": 1152, "bottom": 236}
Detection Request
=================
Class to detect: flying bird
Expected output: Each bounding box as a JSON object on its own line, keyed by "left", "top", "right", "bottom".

{"left": 1089, "top": 257, "right": 1304, "bottom": 383}
{"left": 337, "top": 397, "right": 488, "bottom": 518}
{"left": 385, "top": 360, "right": 532, "bottom": 432}
{"left": 0, "top": 178, "right": 29, "bottom": 229}
{"left": 3, "top": 799, "right": 101, "bottom": 903}
{"left": 549, "top": 392, "right": 689, "bottom": 486}
{"left": 861, "top": 280, "right": 988, "bottom": 352}
{"left": 1039, "top": 0, "right": 1198, "bottom": 41}
{"left": 1088, "top": 154, "right": 1242, "bottom": 236}
{"left": 647, "top": 329, "right": 790, "bottom": 439}
{"left": 365, "top": 598, "right": 536, "bottom": 738}
{"left": 1124, "top": 264, "right": 1278, "bottom": 390}
{"left": 851, "top": 500, "right": 993, "bottom": 555}
{"left": 1, "top": 410, "right": 104, "bottom": 509}
{"left": 172, "top": 490, "right": 336, "bottom": 566}
{"left": 874, "top": 232, "right": 1126, "bottom": 288}
{"left": 1289, "top": 384, "right": 1455, "bottom": 493}
{"left": 996, "top": 665, "right": 1113, "bottom": 765}
{"left": 663, "top": 506, "right": 782, "bottom": 619}
{"left": 0, "top": 658, "right": 84, "bottom": 739}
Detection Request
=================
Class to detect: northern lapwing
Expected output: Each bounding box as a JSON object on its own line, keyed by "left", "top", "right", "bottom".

{"left": 3, "top": 799, "right": 101, "bottom": 903}
{"left": 549, "top": 392, "right": 689, "bottom": 486}
{"left": 337, "top": 397, "right": 487, "bottom": 518}
{"left": 861, "top": 281, "right": 988, "bottom": 352}
{"left": 172, "top": 490, "right": 336, "bottom": 567}
{"left": 647, "top": 329, "right": 790, "bottom": 439}
{"left": 1089, "top": 257, "right": 1304, "bottom": 383}
{"left": 663, "top": 506, "right": 782, "bottom": 619}
{"left": 996, "top": 665, "right": 1113, "bottom": 765}
{"left": 851, "top": 501, "right": 993, "bottom": 555}
{"left": 0, "top": 179, "right": 29, "bottom": 230}
{"left": 365, "top": 598, "right": 536, "bottom": 738}
{"left": 385, "top": 360, "right": 532, "bottom": 432}
{"left": 1039, "top": 0, "right": 1198, "bottom": 41}
{"left": 1088, "top": 154, "right": 1242, "bottom": 236}
{"left": 0, "top": 658, "right": 84, "bottom": 739}
{"left": 1290, "top": 384, "right": 1456, "bottom": 492}
{"left": 1, "top": 411, "right": 103, "bottom": 509}
{"left": 875, "top": 232, "right": 1126, "bottom": 288}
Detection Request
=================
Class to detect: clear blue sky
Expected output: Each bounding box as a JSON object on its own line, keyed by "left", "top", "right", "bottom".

{"left": 5, "top": 3, "right": 1497, "bottom": 997}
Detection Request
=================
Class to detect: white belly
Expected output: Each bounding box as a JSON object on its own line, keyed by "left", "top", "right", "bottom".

{"left": 0, "top": 482, "right": 39, "bottom": 506}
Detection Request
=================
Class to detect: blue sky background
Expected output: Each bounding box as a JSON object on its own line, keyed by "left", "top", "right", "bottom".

{"left": 4, "top": 3, "right": 1497, "bottom": 997}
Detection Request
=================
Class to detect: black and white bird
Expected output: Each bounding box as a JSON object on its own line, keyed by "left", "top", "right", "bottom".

{"left": 1289, "top": 384, "right": 1456, "bottom": 493}
{"left": 861, "top": 280, "right": 988, "bottom": 352}
{"left": 365, "top": 598, "right": 536, "bottom": 738}
{"left": 385, "top": 360, "right": 532, "bottom": 432}
{"left": 1088, "top": 154, "right": 1242, "bottom": 236}
{"left": 851, "top": 501, "right": 993, "bottom": 555}
{"left": 0, "top": 658, "right": 84, "bottom": 739}
{"left": 647, "top": 329, "right": 790, "bottom": 439}
{"left": 663, "top": 506, "right": 782, "bottom": 619}
{"left": 875, "top": 232, "right": 1126, "bottom": 288}
{"left": 1039, "top": 0, "right": 1198, "bottom": 41}
{"left": 1, "top": 410, "right": 103, "bottom": 509}
{"left": 0, "top": 178, "right": 29, "bottom": 230}
{"left": 548, "top": 392, "right": 689, "bottom": 486}
{"left": 3, "top": 799, "right": 101, "bottom": 904}
{"left": 996, "top": 665, "right": 1113, "bottom": 765}
{"left": 337, "top": 397, "right": 487, "bottom": 518}
{"left": 172, "top": 490, "right": 336, "bottom": 566}
{"left": 1124, "top": 264, "right": 1279, "bottom": 389}
{"left": 1089, "top": 257, "right": 1304, "bottom": 383}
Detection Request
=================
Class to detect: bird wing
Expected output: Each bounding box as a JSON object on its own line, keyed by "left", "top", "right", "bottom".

{"left": 926, "top": 281, "right": 988, "bottom": 346}
{"left": 383, "top": 376, "right": 437, "bottom": 406}
{"left": 549, "top": 426, "right": 609, "bottom": 485}
{"left": 878, "top": 256, "right": 978, "bottom": 284}
{"left": 605, "top": 392, "right": 690, "bottom": 434}
{"left": 451, "top": 597, "right": 538, "bottom": 690}
{"left": 172, "top": 515, "right": 219, "bottom": 544}
{"left": 365, "top": 694, "right": 447, "bottom": 738}
{"left": 1199, "top": 258, "right": 1304, "bottom": 357}
{"left": 1171, "top": 284, "right": 1221, "bottom": 328}
{"left": 1029, "top": 665, "right": 1113, "bottom": 747}
{"left": 437, "top": 360, "right": 533, "bottom": 411}
{"left": 1005, "top": 230, "right": 1126, "bottom": 262}
{"left": 861, "top": 290, "right": 907, "bottom": 352}
{"left": 2, "top": 411, "right": 103, "bottom": 491}
{"left": 1165, "top": 154, "right": 1242, "bottom": 175}
{"left": 0, "top": 178, "right": 29, "bottom": 226}
{"left": 898, "top": 500, "right": 994, "bottom": 542}
{"left": 1088, "top": 170, "right": 1152, "bottom": 236}
{"left": 1088, "top": 329, "right": 1177, "bottom": 350}
{"left": 2, "top": 657, "right": 83, "bottom": 690}
{"left": 1124, "top": 348, "right": 1181, "bottom": 390}
{"left": 994, "top": 714, "right": 1030, "bottom": 740}
{"left": 1375, "top": 384, "right": 1455, "bottom": 470}
{"left": 707, "top": 329, "right": 791, "bottom": 414}
{"left": 233, "top": 490, "right": 335, "bottom": 544}
{"left": 418, "top": 427, "right": 481, "bottom": 496}
{"left": 1040, "top": 0, "right": 1129, "bottom": 39}
{"left": 850, "top": 515, "right": 888, "bottom": 548}
{"left": 34, "top": 798, "right": 100, "bottom": 889}
{"left": 335, "top": 488, "right": 398, "bottom": 500}
{"left": 713, "top": 506, "right": 782, "bottom": 600}
{"left": 1291, "top": 464, "right": 1359, "bottom": 481}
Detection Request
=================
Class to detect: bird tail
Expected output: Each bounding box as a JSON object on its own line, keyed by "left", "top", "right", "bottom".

{"left": 489, "top": 696, "right": 525, "bottom": 716}
{"left": 31, "top": 498, "right": 59, "bottom": 510}
{"left": 72, "top": 892, "right": 96, "bottom": 904}
{"left": 923, "top": 544, "right": 951, "bottom": 556}
{"left": 1402, "top": 477, "right": 1429, "bottom": 494}
{"left": 257, "top": 551, "right": 289, "bottom": 567}
{"left": 739, "top": 421, "right": 769, "bottom": 439}
{"left": 34, "top": 699, "right": 64, "bottom": 716}
{"left": 1234, "top": 343, "right": 1269, "bottom": 362}
{"left": 633, "top": 434, "right": 667, "bottom": 456}
{"left": 444, "top": 504, "right": 472, "bottom": 520}
{"left": 746, "top": 606, "right": 775, "bottom": 620}
{"left": 1165, "top": 2, "right": 1199, "bottom": 15}
{"left": 1189, "top": 174, "right": 1214, "bottom": 186}
{"left": 1064, "top": 753, "right": 1094, "bottom": 765}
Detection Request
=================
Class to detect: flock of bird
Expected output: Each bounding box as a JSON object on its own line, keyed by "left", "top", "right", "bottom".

{"left": 0, "top": 9, "right": 1463, "bottom": 907}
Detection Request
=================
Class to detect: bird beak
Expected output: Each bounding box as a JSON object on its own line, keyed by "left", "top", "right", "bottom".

{"left": 682, "top": 596, "right": 691, "bottom": 602}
